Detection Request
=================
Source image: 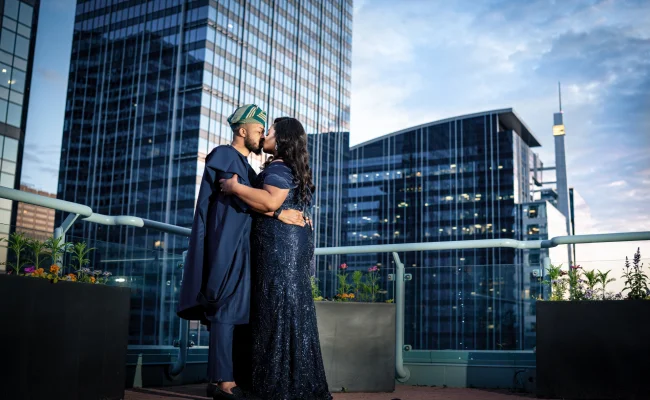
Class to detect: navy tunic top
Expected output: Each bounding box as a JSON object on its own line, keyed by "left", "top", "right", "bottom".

{"left": 177, "top": 145, "right": 257, "bottom": 325}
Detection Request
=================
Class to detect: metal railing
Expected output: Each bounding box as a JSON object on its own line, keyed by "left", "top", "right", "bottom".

{"left": 2, "top": 186, "right": 650, "bottom": 382}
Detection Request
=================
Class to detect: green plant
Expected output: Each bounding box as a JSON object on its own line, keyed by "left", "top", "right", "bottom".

{"left": 70, "top": 242, "right": 95, "bottom": 272}
{"left": 5, "top": 235, "right": 109, "bottom": 285}
{"left": 311, "top": 276, "right": 323, "bottom": 301}
{"left": 335, "top": 263, "right": 386, "bottom": 303}
{"left": 351, "top": 270, "right": 364, "bottom": 301}
{"left": 543, "top": 263, "right": 568, "bottom": 301}
{"left": 26, "top": 238, "right": 49, "bottom": 270}
{"left": 583, "top": 269, "right": 598, "bottom": 292}
{"left": 3, "top": 232, "right": 31, "bottom": 274}
{"left": 336, "top": 263, "right": 353, "bottom": 301}
{"left": 622, "top": 248, "right": 648, "bottom": 300}
{"left": 44, "top": 236, "right": 71, "bottom": 267}
{"left": 596, "top": 269, "right": 616, "bottom": 300}
{"left": 567, "top": 265, "right": 585, "bottom": 301}
{"left": 364, "top": 265, "right": 381, "bottom": 302}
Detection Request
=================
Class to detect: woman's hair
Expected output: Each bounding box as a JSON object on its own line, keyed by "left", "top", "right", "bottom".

{"left": 263, "top": 117, "right": 315, "bottom": 205}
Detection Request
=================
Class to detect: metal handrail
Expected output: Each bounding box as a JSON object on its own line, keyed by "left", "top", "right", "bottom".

{"left": 0, "top": 187, "right": 190, "bottom": 237}
{"left": 2, "top": 186, "right": 650, "bottom": 383}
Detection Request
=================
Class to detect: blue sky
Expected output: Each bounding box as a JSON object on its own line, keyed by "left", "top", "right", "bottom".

{"left": 22, "top": 0, "right": 649, "bottom": 286}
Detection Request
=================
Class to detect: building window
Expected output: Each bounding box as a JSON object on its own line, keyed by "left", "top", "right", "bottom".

{"left": 0, "top": 29, "right": 16, "bottom": 53}
{"left": 2, "top": 137, "right": 18, "bottom": 161}
{"left": 0, "top": 172, "right": 14, "bottom": 188}
{"left": 6, "top": 102, "right": 21, "bottom": 127}
{"left": 13, "top": 35, "right": 29, "bottom": 59}
{"left": 19, "top": 2, "right": 34, "bottom": 27}
{"left": 4, "top": 0, "right": 19, "bottom": 20}
{"left": 528, "top": 205, "right": 538, "bottom": 218}
{"left": 527, "top": 224, "right": 540, "bottom": 236}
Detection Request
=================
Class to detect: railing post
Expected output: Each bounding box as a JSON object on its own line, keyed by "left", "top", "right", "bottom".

{"left": 53, "top": 213, "right": 81, "bottom": 266}
{"left": 392, "top": 252, "right": 410, "bottom": 382}
{"left": 542, "top": 256, "right": 551, "bottom": 300}
{"left": 169, "top": 250, "right": 189, "bottom": 378}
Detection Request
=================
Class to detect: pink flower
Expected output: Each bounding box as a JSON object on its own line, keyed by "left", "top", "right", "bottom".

{"left": 340, "top": 263, "right": 348, "bottom": 270}
{"left": 368, "top": 266, "right": 379, "bottom": 272}
{"left": 24, "top": 266, "right": 36, "bottom": 274}
{"left": 570, "top": 265, "right": 581, "bottom": 270}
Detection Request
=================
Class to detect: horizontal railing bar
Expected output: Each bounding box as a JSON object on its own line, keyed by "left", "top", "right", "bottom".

{"left": 0, "top": 187, "right": 189, "bottom": 237}
{"left": 2, "top": 187, "right": 648, "bottom": 253}
{"left": 0, "top": 187, "right": 92, "bottom": 217}
{"left": 543, "top": 231, "right": 650, "bottom": 247}
{"left": 315, "top": 231, "right": 650, "bottom": 255}
{"left": 315, "top": 239, "right": 541, "bottom": 255}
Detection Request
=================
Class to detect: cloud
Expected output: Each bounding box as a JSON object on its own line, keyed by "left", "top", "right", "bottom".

{"left": 608, "top": 180, "right": 627, "bottom": 187}
{"left": 350, "top": 0, "right": 650, "bottom": 287}
{"left": 36, "top": 67, "right": 67, "bottom": 84}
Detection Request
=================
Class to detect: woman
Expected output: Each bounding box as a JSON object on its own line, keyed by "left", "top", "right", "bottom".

{"left": 219, "top": 117, "right": 331, "bottom": 400}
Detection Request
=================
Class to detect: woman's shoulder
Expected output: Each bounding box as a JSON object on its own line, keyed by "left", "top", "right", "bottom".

{"left": 262, "top": 161, "right": 295, "bottom": 188}
{"left": 264, "top": 161, "right": 293, "bottom": 176}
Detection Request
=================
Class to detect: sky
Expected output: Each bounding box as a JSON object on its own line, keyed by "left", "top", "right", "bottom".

{"left": 22, "top": 0, "right": 649, "bottom": 292}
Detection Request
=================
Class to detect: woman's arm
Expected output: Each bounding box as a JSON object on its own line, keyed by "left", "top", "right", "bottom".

{"left": 219, "top": 174, "right": 289, "bottom": 212}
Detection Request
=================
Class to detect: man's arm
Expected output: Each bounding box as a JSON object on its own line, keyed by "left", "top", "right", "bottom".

{"left": 220, "top": 174, "right": 288, "bottom": 212}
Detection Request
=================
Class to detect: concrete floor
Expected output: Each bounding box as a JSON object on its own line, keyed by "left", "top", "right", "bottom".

{"left": 125, "top": 384, "right": 544, "bottom": 400}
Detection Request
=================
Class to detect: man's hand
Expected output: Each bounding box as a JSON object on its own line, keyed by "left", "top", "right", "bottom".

{"left": 219, "top": 174, "right": 239, "bottom": 195}
{"left": 277, "top": 209, "right": 306, "bottom": 227}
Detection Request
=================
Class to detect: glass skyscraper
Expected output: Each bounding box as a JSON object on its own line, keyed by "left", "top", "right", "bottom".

{"left": 340, "top": 109, "right": 544, "bottom": 351}
{"left": 0, "top": 0, "right": 39, "bottom": 266}
{"left": 58, "top": 0, "right": 352, "bottom": 345}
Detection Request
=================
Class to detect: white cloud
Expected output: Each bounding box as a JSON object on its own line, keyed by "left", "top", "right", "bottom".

{"left": 608, "top": 180, "right": 627, "bottom": 187}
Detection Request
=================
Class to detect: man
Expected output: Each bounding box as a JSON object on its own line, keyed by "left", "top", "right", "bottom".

{"left": 177, "top": 104, "right": 306, "bottom": 399}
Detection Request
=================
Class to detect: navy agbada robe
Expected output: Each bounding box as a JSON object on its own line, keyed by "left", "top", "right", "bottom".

{"left": 177, "top": 145, "right": 256, "bottom": 325}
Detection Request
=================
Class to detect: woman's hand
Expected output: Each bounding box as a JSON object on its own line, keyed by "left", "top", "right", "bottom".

{"left": 219, "top": 174, "right": 240, "bottom": 195}
{"left": 278, "top": 209, "right": 305, "bottom": 226}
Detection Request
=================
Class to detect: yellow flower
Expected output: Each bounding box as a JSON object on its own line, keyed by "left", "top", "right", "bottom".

{"left": 349, "top": 293, "right": 355, "bottom": 299}
{"left": 50, "top": 265, "right": 60, "bottom": 274}
{"left": 67, "top": 273, "right": 77, "bottom": 282}
{"left": 32, "top": 268, "right": 45, "bottom": 277}
{"left": 90, "top": 276, "right": 96, "bottom": 283}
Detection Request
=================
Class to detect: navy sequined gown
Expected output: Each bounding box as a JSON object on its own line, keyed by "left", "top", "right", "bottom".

{"left": 249, "top": 162, "right": 332, "bottom": 400}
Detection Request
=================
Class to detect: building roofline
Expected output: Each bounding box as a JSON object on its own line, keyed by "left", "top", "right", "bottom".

{"left": 350, "top": 108, "right": 542, "bottom": 150}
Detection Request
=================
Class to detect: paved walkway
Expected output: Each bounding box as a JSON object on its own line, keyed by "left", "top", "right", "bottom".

{"left": 125, "top": 384, "right": 541, "bottom": 400}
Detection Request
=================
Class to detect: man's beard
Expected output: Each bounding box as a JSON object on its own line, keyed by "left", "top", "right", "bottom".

{"left": 245, "top": 137, "right": 264, "bottom": 155}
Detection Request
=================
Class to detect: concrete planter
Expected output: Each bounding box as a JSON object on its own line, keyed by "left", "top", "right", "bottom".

{"left": 0, "top": 274, "right": 131, "bottom": 400}
{"left": 315, "top": 301, "right": 396, "bottom": 393}
{"left": 536, "top": 300, "right": 650, "bottom": 400}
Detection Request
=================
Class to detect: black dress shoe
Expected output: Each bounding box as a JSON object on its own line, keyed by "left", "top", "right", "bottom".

{"left": 213, "top": 386, "right": 246, "bottom": 399}
{"left": 206, "top": 383, "right": 216, "bottom": 398}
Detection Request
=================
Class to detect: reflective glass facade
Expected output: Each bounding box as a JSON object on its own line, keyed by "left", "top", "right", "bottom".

{"left": 339, "top": 110, "right": 544, "bottom": 350}
{"left": 519, "top": 199, "right": 568, "bottom": 348}
{"left": 58, "top": 0, "right": 352, "bottom": 345}
{"left": 0, "top": 0, "right": 38, "bottom": 266}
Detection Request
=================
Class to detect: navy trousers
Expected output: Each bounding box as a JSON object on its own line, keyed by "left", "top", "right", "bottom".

{"left": 208, "top": 322, "right": 234, "bottom": 382}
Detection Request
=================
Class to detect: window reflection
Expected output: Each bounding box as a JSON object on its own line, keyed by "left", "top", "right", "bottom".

{"left": 0, "top": 29, "right": 16, "bottom": 54}
{"left": 19, "top": 2, "right": 33, "bottom": 27}
{"left": 4, "top": 0, "right": 19, "bottom": 20}
{"left": 6, "top": 102, "right": 21, "bottom": 127}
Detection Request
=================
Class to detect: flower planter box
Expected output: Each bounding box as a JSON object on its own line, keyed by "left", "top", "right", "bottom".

{"left": 315, "top": 301, "right": 396, "bottom": 393}
{"left": 0, "top": 274, "right": 131, "bottom": 400}
{"left": 536, "top": 300, "right": 650, "bottom": 400}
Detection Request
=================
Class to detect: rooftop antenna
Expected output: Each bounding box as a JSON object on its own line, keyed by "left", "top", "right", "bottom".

{"left": 558, "top": 81, "right": 562, "bottom": 112}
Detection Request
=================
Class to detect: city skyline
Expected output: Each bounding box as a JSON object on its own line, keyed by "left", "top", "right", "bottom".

{"left": 18, "top": 0, "right": 650, "bottom": 286}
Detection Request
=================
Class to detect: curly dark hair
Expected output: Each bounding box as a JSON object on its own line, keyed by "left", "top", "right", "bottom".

{"left": 263, "top": 117, "right": 315, "bottom": 206}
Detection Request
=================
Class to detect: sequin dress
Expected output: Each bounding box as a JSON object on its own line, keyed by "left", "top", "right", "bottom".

{"left": 249, "top": 162, "right": 332, "bottom": 400}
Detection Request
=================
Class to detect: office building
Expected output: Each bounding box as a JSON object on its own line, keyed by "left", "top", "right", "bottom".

{"left": 519, "top": 199, "right": 568, "bottom": 348}
{"left": 15, "top": 184, "right": 56, "bottom": 240}
{"left": 58, "top": 0, "right": 352, "bottom": 345}
{"left": 0, "top": 0, "right": 39, "bottom": 267}
{"left": 341, "top": 109, "right": 545, "bottom": 351}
